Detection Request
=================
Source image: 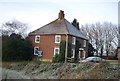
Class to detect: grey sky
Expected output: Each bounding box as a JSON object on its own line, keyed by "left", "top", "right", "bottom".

{"left": 0, "top": 0, "right": 119, "bottom": 31}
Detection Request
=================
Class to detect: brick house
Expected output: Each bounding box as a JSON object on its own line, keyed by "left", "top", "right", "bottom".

{"left": 29, "top": 10, "right": 88, "bottom": 62}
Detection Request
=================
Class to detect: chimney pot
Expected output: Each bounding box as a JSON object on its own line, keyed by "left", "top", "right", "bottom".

{"left": 58, "top": 10, "right": 65, "bottom": 19}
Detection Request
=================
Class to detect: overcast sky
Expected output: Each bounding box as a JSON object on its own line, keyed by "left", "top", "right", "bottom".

{"left": 0, "top": 0, "right": 119, "bottom": 31}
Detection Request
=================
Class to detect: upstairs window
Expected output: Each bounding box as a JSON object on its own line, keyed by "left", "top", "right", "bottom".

{"left": 55, "top": 35, "right": 61, "bottom": 43}
{"left": 83, "top": 40, "right": 86, "bottom": 47}
{"left": 72, "top": 37, "right": 76, "bottom": 45}
{"left": 34, "top": 47, "right": 39, "bottom": 55}
{"left": 54, "top": 48, "right": 60, "bottom": 55}
{"left": 35, "top": 35, "right": 40, "bottom": 43}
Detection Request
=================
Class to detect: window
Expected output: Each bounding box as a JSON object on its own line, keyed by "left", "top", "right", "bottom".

{"left": 79, "top": 51, "right": 81, "bottom": 58}
{"left": 83, "top": 40, "right": 86, "bottom": 47}
{"left": 83, "top": 51, "right": 86, "bottom": 59}
{"left": 55, "top": 35, "right": 61, "bottom": 43}
{"left": 35, "top": 35, "right": 40, "bottom": 43}
{"left": 54, "top": 48, "right": 60, "bottom": 55}
{"left": 72, "top": 37, "right": 76, "bottom": 45}
{"left": 34, "top": 47, "right": 39, "bottom": 55}
{"left": 71, "top": 49, "right": 75, "bottom": 58}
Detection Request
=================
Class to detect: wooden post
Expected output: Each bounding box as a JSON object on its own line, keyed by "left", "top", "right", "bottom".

{"left": 65, "top": 34, "right": 68, "bottom": 63}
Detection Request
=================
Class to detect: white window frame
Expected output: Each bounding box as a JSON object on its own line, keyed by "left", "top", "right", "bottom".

{"left": 72, "top": 37, "right": 76, "bottom": 45}
{"left": 54, "top": 48, "right": 60, "bottom": 56}
{"left": 79, "top": 51, "right": 81, "bottom": 58}
{"left": 83, "top": 51, "right": 86, "bottom": 59}
{"left": 35, "top": 35, "right": 40, "bottom": 43}
{"left": 34, "top": 47, "right": 39, "bottom": 55}
{"left": 83, "top": 40, "right": 86, "bottom": 47}
{"left": 71, "top": 49, "right": 75, "bottom": 58}
{"left": 55, "top": 35, "right": 61, "bottom": 43}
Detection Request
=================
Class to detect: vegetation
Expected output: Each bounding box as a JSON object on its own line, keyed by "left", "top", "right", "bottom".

{"left": 1, "top": 19, "right": 28, "bottom": 38}
{"left": 2, "top": 61, "right": 120, "bottom": 79}
{"left": 1, "top": 20, "right": 33, "bottom": 61}
{"left": 71, "top": 18, "right": 80, "bottom": 30}
{"left": 80, "top": 22, "right": 118, "bottom": 57}
{"left": 52, "top": 54, "right": 64, "bottom": 62}
{"left": 60, "top": 40, "right": 66, "bottom": 57}
{"left": 52, "top": 40, "right": 66, "bottom": 62}
{"left": 88, "top": 43, "right": 95, "bottom": 57}
{"left": 2, "top": 33, "right": 33, "bottom": 61}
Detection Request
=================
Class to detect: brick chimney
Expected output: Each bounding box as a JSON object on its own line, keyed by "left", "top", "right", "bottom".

{"left": 58, "top": 10, "right": 65, "bottom": 19}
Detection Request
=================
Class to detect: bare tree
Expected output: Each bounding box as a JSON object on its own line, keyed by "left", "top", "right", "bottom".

{"left": 1, "top": 19, "right": 28, "bottom": 38}
{"left": 80, "top": 22, "right": 118, "bottom": 57}
{"left": 103, "top": 22, "right": 118, "bottom": 56}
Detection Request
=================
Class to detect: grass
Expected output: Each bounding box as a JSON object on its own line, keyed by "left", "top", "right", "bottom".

{"left": 104, "top": 60, "right": 119, "bottom": 65}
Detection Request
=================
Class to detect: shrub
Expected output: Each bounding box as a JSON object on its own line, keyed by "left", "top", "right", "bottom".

{"left": 2, "top": 33, "right": 33, "bottom": 61}
{"left": 88, "top": 43, "right": 95, "bottom": 57}
{"left": 52, "top": 40, "right": 66, "bottom": 62}
{"left": 52, "top": 53, "right": 64, "bottom": 63}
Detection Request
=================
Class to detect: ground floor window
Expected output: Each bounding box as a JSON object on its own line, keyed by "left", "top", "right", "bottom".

{"left": 79, "top": 51, "right": 81, "bottom": 58}
{"left": 71, "top": 49, "right": 75, "bottom": 58}
{"left": 34, "top": 47, "right": 39, "bottom": 55}
{"left": 83, "top": 51, "right": 86, "bottom": 59}
{"left": 54, "top": 48, "right": 60, "bottom": 56}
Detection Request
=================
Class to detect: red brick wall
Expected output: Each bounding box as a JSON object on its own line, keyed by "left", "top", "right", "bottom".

{"left": 29, "top": 35, "right": 66, "bottom": 61}
{"left": 29, "top": 34, "right": 88, "bottom": 62}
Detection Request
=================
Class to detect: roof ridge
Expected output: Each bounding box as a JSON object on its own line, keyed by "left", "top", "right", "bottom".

{"left": 65, "top": 19, "right": 80, "bottom": 32}
{"left": 63, "top": 19, "right": 70, "bottom": 34}
{"left": 64, "top": 19, "right": 88, "bottom": 40}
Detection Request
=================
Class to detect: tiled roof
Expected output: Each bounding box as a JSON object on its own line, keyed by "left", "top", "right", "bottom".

{"left": 29, "top": 18, "right": 88, "bottom": 40}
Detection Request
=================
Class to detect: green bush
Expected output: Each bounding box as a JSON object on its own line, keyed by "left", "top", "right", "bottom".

{"left": 52, "top": 40, "right": 66, "bottom": 62}
{"left": 52, "top": 53, "right": 64, "bottom": 62}
{"left": 2, "top": 33, "right": 33, "bottom": 61}
{"left": 88, "top": 43, "right": 95, "bottom": 57}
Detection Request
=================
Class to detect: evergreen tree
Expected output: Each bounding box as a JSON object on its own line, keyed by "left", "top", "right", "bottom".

{"left": 72, "top": 19, "right": 80, "bottom": 30}
{"left": 88, "top": 43, "right": 95, "bottom": 57}
{"left": 2, "top": 33, "right": 33, "bottom": 61}
{"left": 52, "top": 40, "right": 66, "bottom": 62}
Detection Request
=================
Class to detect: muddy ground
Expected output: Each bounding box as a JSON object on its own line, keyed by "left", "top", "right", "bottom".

{"left": 1, "top": 62, "right": 120, "bottom": 79}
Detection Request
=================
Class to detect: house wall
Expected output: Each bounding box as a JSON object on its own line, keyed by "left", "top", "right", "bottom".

{"left": 68, "top": 35, "right": 88, "bottom": 61}
{"left": 29, "top": 34, "right": 88, "bottom": 62}
{"left": 76, "top": 37, "right": 88, "bottom": 58}
{"left": 29, "top": 35, "right": 66, "bottom": 62}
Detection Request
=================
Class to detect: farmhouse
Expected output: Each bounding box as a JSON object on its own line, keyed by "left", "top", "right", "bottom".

{"left": 29, "top": 10, "right": 88, "bottom": 62}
